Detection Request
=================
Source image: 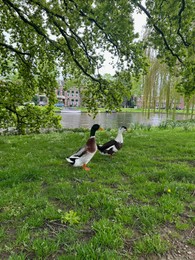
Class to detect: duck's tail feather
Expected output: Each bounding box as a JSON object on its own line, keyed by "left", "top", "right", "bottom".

{"left": 97, "top": 144, "right": 103, "bottom": 151}
{"left": 66, "top": 157, "right": 75, "bottom": 165}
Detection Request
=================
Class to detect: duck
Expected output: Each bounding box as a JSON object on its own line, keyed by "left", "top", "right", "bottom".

{"left": 66, "top": 124, "right": 103, "bottom": 171}
{"left": 97, "top": 126, "right": 127, "bottom": 156}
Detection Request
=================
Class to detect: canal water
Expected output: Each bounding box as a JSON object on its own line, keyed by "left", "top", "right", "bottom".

{"left": 60, "top": 112, "right": 191, "bottom": 129}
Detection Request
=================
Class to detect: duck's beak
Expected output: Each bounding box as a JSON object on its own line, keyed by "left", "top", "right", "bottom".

{"left": 99, "top": 127, "right": 104, "bottom": 131}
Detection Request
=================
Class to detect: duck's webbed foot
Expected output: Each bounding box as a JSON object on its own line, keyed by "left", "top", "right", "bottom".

{"left": 82, "top": 164, "right": 90, "bottom": 171}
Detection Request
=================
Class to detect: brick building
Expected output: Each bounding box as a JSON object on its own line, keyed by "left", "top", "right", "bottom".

{"left": 55, "top": 82, "right": 81, "bottom": 107}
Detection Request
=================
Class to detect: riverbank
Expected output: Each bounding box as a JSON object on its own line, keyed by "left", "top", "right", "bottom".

{"left": 0, "top": 126, "right": 195, "bottom": 259}
{"left": 55, "top": 106, "right": 195, "bottom": 115}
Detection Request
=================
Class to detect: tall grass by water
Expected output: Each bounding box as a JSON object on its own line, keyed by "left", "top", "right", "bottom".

{"left": 0, "top": 121, "right": 195, "bottom": 259}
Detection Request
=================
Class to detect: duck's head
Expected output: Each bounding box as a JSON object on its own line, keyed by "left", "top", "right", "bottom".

{"left": 90, "top": 124, "right": 104, "bottom": 136}
{"left": 119, "top": 126, "right": 127, "bottom": 133}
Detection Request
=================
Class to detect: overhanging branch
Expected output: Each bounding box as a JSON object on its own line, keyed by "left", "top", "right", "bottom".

{"left": 0, "top": 42, "right": 30, "bottom": 55}
{"left": 30, "top": 0, "right": 95, "bottom": 68}
{"left": 52, "top": 19, "right": 102, "bottom": 84}
{"left": 177, "top": 0, "right": 190, "bottom": 47}
{"left": 136, "top": 1, "right": 183, "bottom": 64}
{"left": 62, "top": 0, "right": 120, "bottom": 53}
{"left": 3, "top": 0, "right": 103, "bottom": 86}
{"left": 0, "top": 42, "right": 31, "bottom": 67}
{"left": 2, "top": 0, "right": 59, "bottom": 49}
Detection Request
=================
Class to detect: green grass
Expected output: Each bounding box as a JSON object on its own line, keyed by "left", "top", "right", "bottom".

{"left": 0, "top": 125, "right": 195, "bottom": 259}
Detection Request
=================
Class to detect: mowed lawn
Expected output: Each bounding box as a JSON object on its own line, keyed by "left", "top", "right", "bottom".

{"left": 0, "top": 125, "right": 195, "bottom": 259}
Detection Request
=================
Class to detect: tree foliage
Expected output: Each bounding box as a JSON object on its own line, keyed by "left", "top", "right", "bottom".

{"left": 0, "top": 79, "right": 61, "bottom": 134}
{"left": 0, "top": 0, "right": 194, "bottom": 133}
{"left": 0, "top": 0, "right": 147, "bottom": 132}
{"left": 0, "top": 0, "right": 145, "bottom": 91}
{"left": 137, "top": 0, "right": 195, "bottom": 95}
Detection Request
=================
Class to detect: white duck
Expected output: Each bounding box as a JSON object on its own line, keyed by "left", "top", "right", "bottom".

{"left": 97, "top": 126, "right": 127, "bottom": 156}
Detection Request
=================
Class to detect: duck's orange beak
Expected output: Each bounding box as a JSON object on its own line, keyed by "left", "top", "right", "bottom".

{"left": 98, "top": 127, "right": 104, "bottom": 131}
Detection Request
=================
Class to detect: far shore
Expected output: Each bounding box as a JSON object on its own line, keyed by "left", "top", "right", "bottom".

{"left": 55, "top": 106, "right": 195, "bottom": 116}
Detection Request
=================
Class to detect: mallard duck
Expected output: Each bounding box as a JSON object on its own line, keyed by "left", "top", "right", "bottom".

{"left": 66, "top": 124, "right": 103, "bottom": 171}
{"left": 97, "top": 126, "right": 127, "bottom": 156}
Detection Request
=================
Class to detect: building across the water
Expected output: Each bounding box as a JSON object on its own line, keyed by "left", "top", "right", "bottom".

{"left": 55, "top": 86, "right": 81, "bottom": 107}
{"left": 37, "top": 80, "right": 186, "bottom": 110}
{"left": 55, "top": 80, "right": 81, "bottom": 107}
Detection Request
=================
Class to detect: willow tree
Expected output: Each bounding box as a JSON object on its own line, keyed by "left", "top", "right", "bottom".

{"left": 142, "top": 55, "right": 183, "bottom": 117}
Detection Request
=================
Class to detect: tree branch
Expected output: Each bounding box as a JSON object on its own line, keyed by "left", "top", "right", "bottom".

{"left": 3, "top": 0, "right": 103, "bottom": 85}
{"left": 52, "top": 19, "right": 102, "bottom": 84}
{"left": 63, "top": 0, "right": 120, "bottom": 53}
{"left": 177, "top": 0, "right": 190, "bottom": 47}
{"left": 30, "top": 0, "right": 95, "bottom": 68}
{"left": 136, "top": 1, "right": 183, "bottom": 64}
{"left": 80, "top": 11, "right": 119, "bottom": 48}
{"left": 0, "top": 42, "right": 32, "bottom": 67}
{"left": 0, "top": 42, "right": 30, "bottom": 56}
{"left": 2, "top": 0, "right": 58, "bottom": 48}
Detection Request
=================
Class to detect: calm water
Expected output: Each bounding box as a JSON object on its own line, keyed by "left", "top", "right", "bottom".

{"left": 60, "top": 112, "right": 191, "bottom": 129}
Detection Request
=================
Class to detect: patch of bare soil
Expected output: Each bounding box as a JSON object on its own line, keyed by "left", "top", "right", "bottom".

{"left": 160, "top": 226, "right": 195, "bottom": 260}
{"left": 124, "top": 225, "right": 195, "bottom": 260}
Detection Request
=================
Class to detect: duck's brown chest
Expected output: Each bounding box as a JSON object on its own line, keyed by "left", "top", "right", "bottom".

{"left": 86, "top": 137, "right": 97, "bottom": 153}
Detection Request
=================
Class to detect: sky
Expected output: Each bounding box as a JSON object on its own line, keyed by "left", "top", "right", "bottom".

{"left": 98, "top": 11, "right": 147, "bottom": 76}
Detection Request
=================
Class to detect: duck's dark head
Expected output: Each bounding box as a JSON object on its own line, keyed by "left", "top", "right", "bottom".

{"left": 119, "top": 126, "right": 127, "bottom": 133}
{"left": 90, "top": 124, "right": 103, "bottom": 136}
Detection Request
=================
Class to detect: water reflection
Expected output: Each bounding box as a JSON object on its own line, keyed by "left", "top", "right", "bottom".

{"left": 60, "top": 112, "right": 191, "bottom": 129}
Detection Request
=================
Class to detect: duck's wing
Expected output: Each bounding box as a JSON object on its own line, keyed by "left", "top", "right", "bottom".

{"left": 70, "top": 145, "right": 88, "bottom": 158}
{"left": 98, "top": 139, "right": 117, "bottom": 151}
{"left": 67, "top": 137, "right": 96, "bottom": 162}
{"left": 66, "top": 145, "right": 88, "bottom": 164}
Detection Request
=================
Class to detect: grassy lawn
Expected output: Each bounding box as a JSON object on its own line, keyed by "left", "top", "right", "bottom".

{"left": 0, "top": 125, "right": 195, "bottom": 259}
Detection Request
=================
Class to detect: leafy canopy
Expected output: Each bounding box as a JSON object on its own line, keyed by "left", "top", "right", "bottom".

{"left": 0, "top": 0, "right": 147, "bottom": 133}
{"left": 0, "top": 0, "right": 145, "bottom": 96}
{"left": 0, "top": 0, "right": 194, "bottom": 133}
{"left": 138, "top": 0, "right": 195, "bottom": 95}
